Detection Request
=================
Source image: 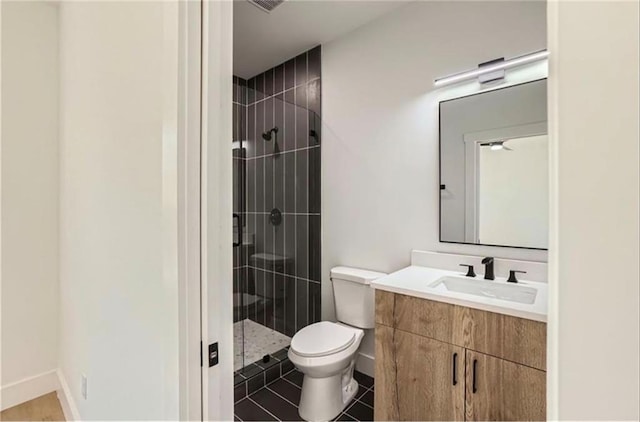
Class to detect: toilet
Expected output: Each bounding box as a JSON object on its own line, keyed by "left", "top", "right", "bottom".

{"left": 288, "top": 266, "right": 386, "bottom": 421}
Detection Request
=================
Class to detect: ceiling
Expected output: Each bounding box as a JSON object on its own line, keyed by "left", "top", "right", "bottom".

{"left": 233, "top": 0, "right": 408, "bottom": 79}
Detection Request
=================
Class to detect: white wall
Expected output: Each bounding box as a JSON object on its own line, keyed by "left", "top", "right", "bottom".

{"left": 58, "top": 2, "right": 178, "bottom": 419}
{"left": 1, "top": 0, "right": 60, "bottom": 394}
{"left": 547, "top": 1, "right": 639, "bottom": 420}
{"left": 321, "top": 1, "right": 546, "bottom": 373}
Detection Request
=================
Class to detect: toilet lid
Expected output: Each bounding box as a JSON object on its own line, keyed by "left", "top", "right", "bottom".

{"left": 290, "top": 321, "right": 356, "bottom": 358}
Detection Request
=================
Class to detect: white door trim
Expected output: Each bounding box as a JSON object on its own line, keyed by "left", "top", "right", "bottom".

{"left": 170, "top": 0, "right": 203, "bottom": 419}
{"left": 201, "top": 0, "right": 234, "bottom": 419}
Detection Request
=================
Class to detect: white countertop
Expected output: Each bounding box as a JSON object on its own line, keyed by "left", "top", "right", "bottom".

{"left": 370, "top": 265, "right": 548, "bottom": 322}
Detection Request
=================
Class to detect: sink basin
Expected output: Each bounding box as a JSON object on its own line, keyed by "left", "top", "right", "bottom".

{"left": 429, "top": 276, "right": 537, "bottom": 305}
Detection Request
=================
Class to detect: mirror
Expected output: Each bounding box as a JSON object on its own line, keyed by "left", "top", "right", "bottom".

{"left": 439, "top": 79, "right": 548, "bottom": 250}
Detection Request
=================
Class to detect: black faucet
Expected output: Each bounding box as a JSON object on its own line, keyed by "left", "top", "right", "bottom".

{"left": 481, "top": 257, "right": 495, "bottom": 280}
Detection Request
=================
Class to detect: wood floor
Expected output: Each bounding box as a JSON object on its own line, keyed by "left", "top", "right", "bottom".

{"left": 0, "top": 393, "right": 65, "bottom": 422}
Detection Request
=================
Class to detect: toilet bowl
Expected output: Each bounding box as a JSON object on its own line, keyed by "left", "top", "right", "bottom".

{"left": 288, "top": 266, "right": 387, "bottom": 422}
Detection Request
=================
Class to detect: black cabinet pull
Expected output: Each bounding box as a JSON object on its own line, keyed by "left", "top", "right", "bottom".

{"left": 472, "top": 359, "right": 478, "bottom": 393}
{"left": 452, "top": 353, "right": 458, "bottom": 385}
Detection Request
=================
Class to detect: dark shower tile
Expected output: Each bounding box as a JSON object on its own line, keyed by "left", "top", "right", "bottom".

{"left": 309, "top": 215, "right": 321, "bottom": 282}
{"left": 308, "top": 281, "right": 321, "bottom": 324}
{"left": 283, "top": 274, "right": 297, "bottom": 336}
{"left": 284, "top": 58, "right": 296, "bottom": 90}
{"left": 280, "top": 359, "right": 294, "bottom": 375}
{"left": 254, "top": 269, "right": 266, "bottom": 326}
{"left": 283, "top": 89, "right": 296, "bottom": 152}
{"left": 264, "top": 213, "right": 275, "bottom": 258}
{"left": 246, "top": 103, "right": 256, "bottom": 158}
{"left": 295, "top": 85, "right": 309, "bottom": 149}
{"left": 264, "top": 270, "right": 275, "bottom": 330}
{"left": 239, "top": 77, "right": 248, "bottom": 105}
{"left": 295, "top": 216, "right": 309, "bottom": 280}
{"left": 233, "top": 76, "right": 239, "bottom": 102}
{"left": 308, "top": 146, "right": 321, "bottom": 213}
{"left": 273, "top": 273, "right": 286, "bottom": 333}
{"left": 255, "top": 101, "right": 265, "bottom": 157}
{"left": 274, "top": 94, "right": 285, "bottom": 154}
{"left": 295, "top": 51, "right": 308, "bottom": 86}
{"left": 254, "top": 73, "right": 265, "bottom": 101}
{"left": 274, "top": 64, "right": 284, "bottom": 95}
{"left": 308, "top": 45, "right": 321, "bottom": 81}
{"left": 353, "top": 371, "right": 374, "bottom": 388}
{"left": 241, "top": 363, "right": 263, "bottom": 379}
{"left": 295, "top": 149, "right": 309, "bottom": 213}
{"left": 233, "top": 103, "right": 239, "bottom": 141}
{"left": 264, "top": 96, "right": 275, "bottom": 153}
{"left": 274, "top": 218, "right": 285, "bottom": 264}
{"left": 283, "top": 152, "right": 296, "bottom": 213}
{"left": 284, "top": 370, "right": 304, "bottom": 387}
{"left": 274, "top": 152, "right": 285, "bottom": 214}
{"left": 309, "top": 111, "right": 321, "bottom": 146}
{"left": 255, "top": 158, "right": 265, "bottom": 213}
{"left": 247, "top": 77, "right": 256, "bottom": 104}
{"left": 246, "top": 158, "right": 255, "bottom": 212}
{"left": 307, "top": 79, "right": 321, "bottom": 113}
{"left": 264, "top": 68, "right": 274, "bottom": 97}
{"left": 283, "top": 214, "right": 296, "bottom": 277}
{"left": 264, "top": 155, "right": 274, "bottom": 212}
{"left": 296, "top": 280, "right": 309, "bottom": 331}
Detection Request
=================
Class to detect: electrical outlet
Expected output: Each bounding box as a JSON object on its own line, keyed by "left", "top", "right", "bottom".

{"left": 81, "top": 374, "right": 87, "bottom": 399}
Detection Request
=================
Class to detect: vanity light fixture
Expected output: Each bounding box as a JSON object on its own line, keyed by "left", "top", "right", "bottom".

{"left": 434, "top": 50, "right": 549, "bottom": 87}
{"left": 481, "top": 140, "right": 513, "bottom": 151}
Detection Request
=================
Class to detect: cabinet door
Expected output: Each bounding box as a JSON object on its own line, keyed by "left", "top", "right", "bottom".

{"left": 375, "top": 325, "right": 464, "bottom": 421}
{"left": 465, "top": 350, "right": 546, "bottom": 421}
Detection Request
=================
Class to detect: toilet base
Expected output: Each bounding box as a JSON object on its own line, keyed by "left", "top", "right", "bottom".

{"left": 298, "top": 368, "right": 358, "bottom": 421}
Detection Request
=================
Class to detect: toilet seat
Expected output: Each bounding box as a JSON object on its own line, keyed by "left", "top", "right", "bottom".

{"left": 290, "top": 321, "right": 356, "bottom": 358}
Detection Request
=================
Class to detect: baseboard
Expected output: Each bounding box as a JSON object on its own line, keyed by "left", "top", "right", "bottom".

{"left": 355, "top": 352, "right": 375, "bottom": 378}
{"left": 56, "top": 369, "right": 80, "bottom": 421}
{"left": 0, "top": 370, "right": 59, "bottom": 411}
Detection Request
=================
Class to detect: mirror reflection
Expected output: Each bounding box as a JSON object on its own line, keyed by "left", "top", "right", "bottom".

{"left": 439, "top": 79, "right": 548, "bottom": 249}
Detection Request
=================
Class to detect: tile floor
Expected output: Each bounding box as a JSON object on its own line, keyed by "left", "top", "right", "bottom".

{"left": 234, "top": 319, "right": 291, "bottom": 371}
{"left": 234, "top": 370, "right": 374, "bottom": 421}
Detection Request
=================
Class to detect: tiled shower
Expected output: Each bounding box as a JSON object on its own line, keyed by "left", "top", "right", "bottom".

{"left": 232, "top": 46, "right": 322, "bottom": 394}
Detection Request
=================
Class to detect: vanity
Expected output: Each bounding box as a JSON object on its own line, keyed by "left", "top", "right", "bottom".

{"left": 371, "top": 253, "right": 548, "bottom": 421}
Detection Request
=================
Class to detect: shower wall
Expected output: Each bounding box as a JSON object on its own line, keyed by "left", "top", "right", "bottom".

{"left": 233, "top": 46, "right": 322, "bottom": 338}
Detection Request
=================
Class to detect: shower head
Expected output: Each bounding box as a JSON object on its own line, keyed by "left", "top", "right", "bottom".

{"left": 262, "top": 127, "right": 278, "bottom": 141}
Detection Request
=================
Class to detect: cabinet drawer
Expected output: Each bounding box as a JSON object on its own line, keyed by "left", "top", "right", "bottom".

{"left": 378, "top": 291, "right": 546, "bottom": 371}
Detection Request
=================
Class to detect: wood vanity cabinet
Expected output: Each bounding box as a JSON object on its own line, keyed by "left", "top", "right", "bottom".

{"left": 374, "top": 290, "right": 546, "bottom": 421}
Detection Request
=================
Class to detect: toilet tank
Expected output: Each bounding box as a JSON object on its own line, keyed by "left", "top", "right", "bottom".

{"left": 331, "top": 266, "right": 387, "bottom": 329}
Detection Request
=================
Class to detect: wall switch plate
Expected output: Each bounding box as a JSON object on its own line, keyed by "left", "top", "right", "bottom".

{"left": 81, "top": 374, "right": 87, "bottom": 399}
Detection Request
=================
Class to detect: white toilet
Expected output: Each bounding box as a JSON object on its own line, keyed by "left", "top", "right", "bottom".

{"left": 288, "top": 266, "right": 386, "bottom": 421}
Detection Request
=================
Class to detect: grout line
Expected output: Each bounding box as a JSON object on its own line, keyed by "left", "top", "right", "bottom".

{"left": 241, "top": 144, "right": 321, "bottom": 162}
{"left": 280, "top": 374, "right": 301, "bottom": 390}
{"left": 265, "top": 386, "right": 300, "bottom": 408}
{"left": 247, "top": 398, "right": 281, "bottom": 422}
{"left": 241, "top": 211, "right": 320, "bottom": 216}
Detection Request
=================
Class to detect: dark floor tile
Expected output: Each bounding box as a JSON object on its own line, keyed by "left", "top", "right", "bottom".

{"left": 251, "top": 388, "right": 301, "bottom": 421}
{"left": 234, "top": 373, "right": 246, "bottom": 386}
{"left": 265, "top": 364, "right": 281, "bottom": 385}
{"left": 234, "top": 397, "right": 277, "bottom": 421}
{"left": 280, "top": 359, "right": 294, "bottom": 375}
{"left": 359, "top": 388, "right": 374, "bottom": 407}
{"left": 284, "top": 370, "right": 304, "bottom": 387}
{"left": 234, "top": 382, "right": 247, "bottom": 403}
{"left": 354, "top": 371, "right": 374, "bottom": 388}
{"left": 268, "top": 378, "right": 302, "bottom": 405}
{"left": 247, "top": 373, "right": 265, "bottom": 395}
{"left": 345, "top": 400, "right": 374, "bottom": 421}
{"left": 335, "top": 413, "right": 356, "bottom": 421}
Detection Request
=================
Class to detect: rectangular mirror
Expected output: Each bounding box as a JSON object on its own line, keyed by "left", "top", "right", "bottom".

{"left": 439, "top": 79, "right": 548, "bottom": 250}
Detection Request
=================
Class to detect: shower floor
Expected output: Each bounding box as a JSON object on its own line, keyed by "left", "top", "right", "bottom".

{"left": 233, "top": 319, "right": 291, "bottom": 371}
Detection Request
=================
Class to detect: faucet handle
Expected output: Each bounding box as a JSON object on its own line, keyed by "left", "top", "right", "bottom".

{"left": 459, "top": 264, "right": 476, "bottom": 278}
{"left": 507, "top": 270, "right": 527, "bottom": 283}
